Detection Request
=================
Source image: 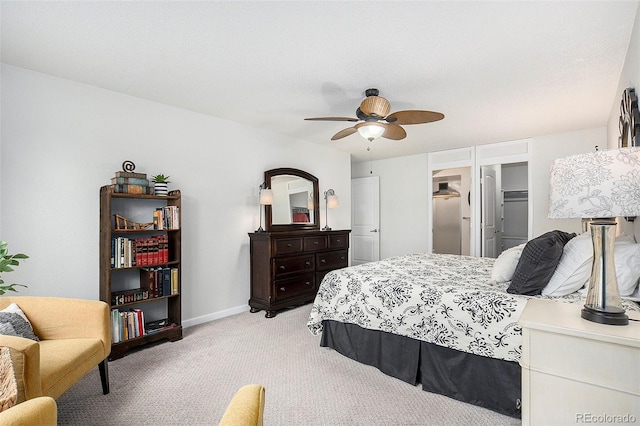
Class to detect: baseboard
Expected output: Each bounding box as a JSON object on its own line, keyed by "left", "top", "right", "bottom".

{"left": 182, "top": 304, "right": 250, "bottom": 328}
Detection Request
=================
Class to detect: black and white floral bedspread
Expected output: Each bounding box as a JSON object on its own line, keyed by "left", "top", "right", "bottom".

{"left": 307, "top": 253, "right": 640, "bottom": 363}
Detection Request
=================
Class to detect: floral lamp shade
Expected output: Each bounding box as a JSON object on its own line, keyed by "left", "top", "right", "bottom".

{"left": 548, "top": 147, "right": 640, "bottom": 219}
{"left": 548, "top": 147, "right": 640, "bottom": 325}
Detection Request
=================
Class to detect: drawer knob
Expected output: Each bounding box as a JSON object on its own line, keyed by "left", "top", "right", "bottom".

{"left": 280, "top": 287, "right": 286, "bottom": 292}
{"left": 336, "top": 239, "right": 341, "bottom": 243}
{"left": 340, "top": 256, "right": 345, "bottom": 260}
{"left": 286, "top": 243, "right": 292, "bottom": 248}
{"left": 313, "top": 241, "right": 318, "bottom": 245}
{"left": 305, "top": 261, "right": 311, "bottom": 266}
{"left": 279, "top": 266, "right": 286, "bottom": 270}
{"left": 305, "top": 281, "right": 311, "bottom": 286}
{"left": 321, "top": 259, "right": 326, "bottom": 263}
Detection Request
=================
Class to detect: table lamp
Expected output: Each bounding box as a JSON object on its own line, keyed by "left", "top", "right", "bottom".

{"left": 323, "top": 189, "right": 339, "bottom": 231}
{"left": 256, "top": 182, "right": 273, "bottom": 233}
{"left": 548, "top": 147, "right": 640, "bottom": 325}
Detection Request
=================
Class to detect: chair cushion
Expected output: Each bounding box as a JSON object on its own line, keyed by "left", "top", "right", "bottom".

{"left": 38, "top": 339, "right": 105, "bottom": 399}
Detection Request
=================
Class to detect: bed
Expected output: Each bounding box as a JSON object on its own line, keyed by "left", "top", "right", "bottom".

{"left": 307, "top": 231, "right": 640, "bottom": 418}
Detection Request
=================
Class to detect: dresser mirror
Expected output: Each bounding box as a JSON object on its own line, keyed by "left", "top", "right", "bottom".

{"left": 264, "top": 168, "right": 320, "bottom": 231}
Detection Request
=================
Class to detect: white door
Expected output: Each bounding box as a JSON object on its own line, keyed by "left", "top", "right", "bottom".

{"left": 351, "top": 176, "right": 380, "bottom": 265}
{"left": 481, "top": 167, "right": 498, "bottom": 258}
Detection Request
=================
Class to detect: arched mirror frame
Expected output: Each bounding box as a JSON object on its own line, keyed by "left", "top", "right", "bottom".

{"left": 264, "top": 168, "right": 320, "bottom": 232}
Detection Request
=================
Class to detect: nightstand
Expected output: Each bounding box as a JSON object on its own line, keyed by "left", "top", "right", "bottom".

{"left": 519, "top": 299, "right": 640, "bottom": 425}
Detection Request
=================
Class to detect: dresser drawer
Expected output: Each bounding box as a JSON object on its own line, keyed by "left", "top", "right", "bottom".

{"left": 304, "top": 236, "right": 327, "bottom": 251}
{"left": 273, "top": 238, "right": 303, "bottom": 255}
{"left": 316, "top": 250, "right": 348, "bottom": 271}
{"left": 273, "top": 254, "right": 314, "bottom": 277}
{"left": 274, "top": 273, "right": 316, "bottom": 302}
{"left": 328, "top": 234, "right": 349, "bottom": 249}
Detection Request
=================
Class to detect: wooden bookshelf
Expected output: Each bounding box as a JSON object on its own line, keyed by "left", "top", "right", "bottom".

{"left": 99, "top": 185, "right": 183, "bottom": 360}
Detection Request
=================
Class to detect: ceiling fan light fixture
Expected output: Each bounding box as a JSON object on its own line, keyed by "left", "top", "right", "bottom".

{"left": 356, "top": 122, "right": 385, "bottom": 141}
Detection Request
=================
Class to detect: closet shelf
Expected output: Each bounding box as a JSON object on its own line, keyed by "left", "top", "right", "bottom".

{"left": 503, "top": 190, "right": 528, "bottom": 201}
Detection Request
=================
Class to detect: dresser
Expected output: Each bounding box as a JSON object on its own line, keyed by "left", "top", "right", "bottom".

{"left": 519, "top": 299, "right": 640, "bottom": 425}
{"left": 248, "top": 230, "right": 350, "bottom": 318}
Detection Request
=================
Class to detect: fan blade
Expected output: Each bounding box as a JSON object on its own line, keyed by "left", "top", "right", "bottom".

{"left": 380, "top": 123, "right": 406, "bottom": 140}
{"left": 360, "top": 96, "right": 391, "bottom": 117}
{"left": 331, "top": 127, "right": 358, "bottom": 140}
{"left": 386, "top": 110, "right": 444, "bottom": 125}
{"left": 304, "top": 117, "right": 358, "bottom": 122}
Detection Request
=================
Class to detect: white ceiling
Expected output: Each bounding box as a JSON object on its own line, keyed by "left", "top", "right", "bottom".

{"left": 2, "top": 1, "right": 638, "bottom": 162}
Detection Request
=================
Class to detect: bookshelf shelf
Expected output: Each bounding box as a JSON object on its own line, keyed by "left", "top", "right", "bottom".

{"left": 100, "top": 185, "right": 183, "bottom": 360}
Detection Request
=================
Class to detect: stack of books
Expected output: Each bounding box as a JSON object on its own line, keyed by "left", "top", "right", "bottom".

{"left": 110, "top": 235, "right": 169, "bottom": 268}
{"left": 110, "top": 171, "right": 153, "bottom": 194}
{"left": 110, "top": 310, "right": 177, "bottom": 343}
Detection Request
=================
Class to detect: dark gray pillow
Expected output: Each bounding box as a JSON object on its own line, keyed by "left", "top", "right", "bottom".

{"left": 0, "top": 312, "right": 40, "bottom": 341}
{"left": 507, "top": 230, "right": 576, "bottom": 296}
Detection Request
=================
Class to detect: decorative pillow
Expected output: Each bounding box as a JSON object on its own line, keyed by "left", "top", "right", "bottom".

{"left": 490, "top": 243, "right": 526, "bottom": 283}
{"left": 0, "top": 347, "right": 18, "bottom": 412}
{"left": 542, "top": 232, "right": 592, "bottom": 297}
{"left": 507, "top": 230, "right": 576, "bottom": 295}
{"left": 615, "top": 243, "right": 640, "bottom": 296}
{"left": 0, "top": 303, "right": 39, "bottom": 341}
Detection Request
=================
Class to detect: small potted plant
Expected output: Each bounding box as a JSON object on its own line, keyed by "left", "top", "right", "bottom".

{"left": 0, "top": 241, "right": 29, "bottom": 295}
{"left": 151, "top": 174, "right": 170, "bottom": 196}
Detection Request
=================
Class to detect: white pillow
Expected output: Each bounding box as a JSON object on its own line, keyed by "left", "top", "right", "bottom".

{"left": 490, "top": 243, "right": 525, "bottom": 283}
{"left": 542, "top": 232, "right": 592, "bottom": 296}
{"left": 545, "top": 235, "right": 640, "bottom": 297}
{"left": 615, "top": 243, "right": 640, "bottom": 296}
{"left": 616, "top": 234, "right": 635, "bottom": 245}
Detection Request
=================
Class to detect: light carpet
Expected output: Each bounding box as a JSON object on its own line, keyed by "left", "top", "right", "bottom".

{"left": 57, "top": 304, "right": 520, "bottom": 425}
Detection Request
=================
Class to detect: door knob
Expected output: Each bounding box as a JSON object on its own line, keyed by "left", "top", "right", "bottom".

{"left": 370, "top": 229, "right": 378, "bottom": 233}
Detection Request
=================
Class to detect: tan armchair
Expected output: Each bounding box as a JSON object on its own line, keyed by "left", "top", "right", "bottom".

{"left": 219, "top": 384, "right": 266, "bottom": 426}
{"left": 0, "top": 396, "right": 57, "bottom": 426}
{"left": 0, "top": 296, "right": 111, "bottom": 401}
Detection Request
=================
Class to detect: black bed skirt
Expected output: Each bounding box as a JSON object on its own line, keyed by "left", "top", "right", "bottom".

{"left": 320, "top": 320, "right": 521, "bottom": 418}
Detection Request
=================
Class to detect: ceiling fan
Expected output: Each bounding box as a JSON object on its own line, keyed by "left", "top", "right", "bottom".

{"left": 305, "top": 88, "right": 444, "bottom": 142}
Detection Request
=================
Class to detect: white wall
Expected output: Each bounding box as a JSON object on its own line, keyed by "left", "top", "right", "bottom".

{"left": 607, "top": 3, "right": 640, "bottom": 237}
{"left": 0, "top": 65, "right": 351, "bottom": 326}
{"left": 530, "top": 127, "right": 607, "bottom": 236}
{"left": 353, "top": 128, "right": 603, "bottom": 258}
{"left": 608, "top": 2, "right": 640, "bottom": 149}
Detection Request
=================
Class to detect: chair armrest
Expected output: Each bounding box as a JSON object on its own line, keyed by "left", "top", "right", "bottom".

{"left": 2, "top": 297, "right": 111, "bottom": 359}
{"left": 0, "top": 336, "right": 42, "bottom": 400}
{"left": 219, "top": 384, "right": 265, "bottom": 426}
{"left": 0, "top": 396, "right": 56, "bottom": 425}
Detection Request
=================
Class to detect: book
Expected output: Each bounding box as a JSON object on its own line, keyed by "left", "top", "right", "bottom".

{"left": 111, "top": 309, "right": 121, "bottom": 343}
{"left": 134, "top": 309, "right": 144, "bottom": 336}
{"left": 127, "top": 311, "right": 136, "bottom": 338}
{"left": 153, "top": 209, "right": 163, "bottom": 230}
{"left": 112, "top": 288, "right": 149, "bottom": 305}
{"left": 110, "top": 184, "right": 154, "bottom": 194}
{"left": 140, "top": 268, "right": 158, "bottom": 298}
{"left": 145, "top": 318, "right": 176, "bottom": 334}
{"left": 159, "top": 235, "right": 169, "bottom": 263}
{"left": 170, "top": 268, "right": 179, "bottom": 295}
{"left": 162, "top": 267, "right": 171, "bottom": 297}
{"left": 115, "top": 171, "right": 147, "bottom": 179}
{"left": 111, "top": 177, "right": 149, "bottom": 185}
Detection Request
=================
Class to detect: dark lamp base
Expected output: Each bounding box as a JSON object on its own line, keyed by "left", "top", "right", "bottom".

{"left": 581, "top": 306, "right": 629, "bottom": 326}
